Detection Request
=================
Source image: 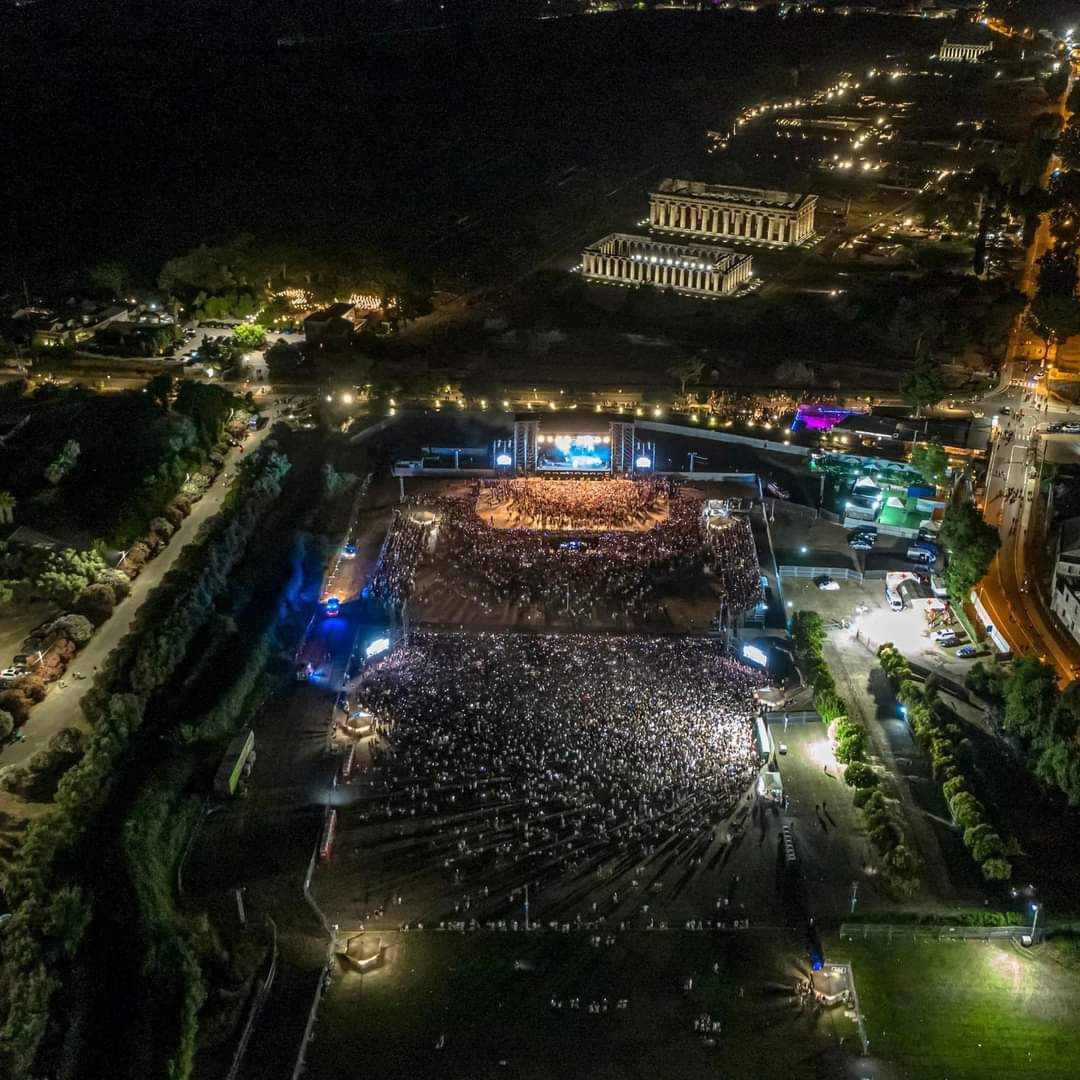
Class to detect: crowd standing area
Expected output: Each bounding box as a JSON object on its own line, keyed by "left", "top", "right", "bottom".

{"left": 336, "top": 632, "right": 767, "bottom": 932}
{"left": 482, "top": 476, "right": 669, "bottom": 531}
{"left": 368, "top": 477, "right": 762, "bottom": 627}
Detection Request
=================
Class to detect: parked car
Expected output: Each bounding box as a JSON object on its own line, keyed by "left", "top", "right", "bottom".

{"left": 815, "top": 576, "right": 840, "bottom": 591}
{"left": 931, "top": 630, "right": 960, "bottom": 646}
{"left": 956, "top": 645, "right": 978, "bottom": 658}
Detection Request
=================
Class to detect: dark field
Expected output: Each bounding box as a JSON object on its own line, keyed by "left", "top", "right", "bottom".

{"left": 5, "top": 8, "right": 943, "bottom": 284}
{"left": 306, "top": 930, "right": 859, "bottom": 1080}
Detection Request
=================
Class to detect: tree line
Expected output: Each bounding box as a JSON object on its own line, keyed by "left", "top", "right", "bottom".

{"left": 878, "top": 644, "right": 1012, "bottom": 883}
{"left": 0, "top": 442, "right": 292, "bottom": 1078}
{"left": 966, "top": 657, "right": 1080, "bottom": 806}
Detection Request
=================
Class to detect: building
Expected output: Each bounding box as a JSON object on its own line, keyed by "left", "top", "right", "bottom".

{"left": 580, "top": 233, "right": 753, "bottom": 298}
{"left": 937, "top": 39, "right": 992, "bottom": 62}
{"left": 1051, "top": 517, "right": 1080, "bottom": 646}
{"left": 16, "top": 301, "right": 130, "bottom": 348}
{"left": 304, "top": 301, "right": 360, "bottom": 344}
{"left": 832, "top": 413, "right": 982, "bottom": 460}
{"left": 649, "top": 179, "right": 817, "bottom": 247}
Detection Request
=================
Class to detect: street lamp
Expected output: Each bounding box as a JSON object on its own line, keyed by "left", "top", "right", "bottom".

{"left": 1030, "top": 902, "right": 1042, "bottom": 941}
{"left": 341, "top": 392, "right": 354, "bottom": 405}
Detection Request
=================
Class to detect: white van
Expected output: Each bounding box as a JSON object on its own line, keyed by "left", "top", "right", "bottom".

{"left": 885, "top": 585, "right": 904, "bottom": 612}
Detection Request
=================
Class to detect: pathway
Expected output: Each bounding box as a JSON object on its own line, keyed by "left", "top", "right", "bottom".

{"left": 0, "top": 419, "right": 276, "bottom": 769}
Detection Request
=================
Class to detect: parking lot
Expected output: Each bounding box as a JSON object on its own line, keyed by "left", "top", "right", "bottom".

{"left": 174, "top": 321, "right": 303, "bottom": 370}
{"left": 782, "top": 577, "right": 980, "bottom": 683}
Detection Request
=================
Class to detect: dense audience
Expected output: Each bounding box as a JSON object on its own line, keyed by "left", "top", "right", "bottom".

{"left": 369, "top": 478, "right": 762, "bottom": 623}
{"left": 481, "top": 476, "right": 669, "bottom": 530}
{"left": 353, "top": 632, "right": 765, "bottom": 920}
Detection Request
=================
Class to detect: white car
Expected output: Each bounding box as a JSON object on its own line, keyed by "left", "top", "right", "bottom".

{"left": 930, "top": 630, "right": 960, "bottom": 645}
{"left": 815, "top": 577, "right": 840, "bottom": 591}
{"left": 0, "top": 667, "right": 24, "bottom": 680}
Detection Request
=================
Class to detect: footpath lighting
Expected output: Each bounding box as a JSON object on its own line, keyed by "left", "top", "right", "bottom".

{"left": 341, "top": 392, "right": 354, "bottom": 405}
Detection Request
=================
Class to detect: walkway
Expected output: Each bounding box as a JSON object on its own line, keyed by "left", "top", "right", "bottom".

{"left": 822, "top": 634, "right": 962, "bottom": 904}
{"left": 1, "top": 420, "right": 276, "bottom": 770}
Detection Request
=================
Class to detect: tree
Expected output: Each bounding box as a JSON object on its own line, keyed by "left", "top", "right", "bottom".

{"left": 44, "top": 440, "right": 80, "bottom": 485}
{"left": 1003, "top": 657, "right": 1059, "bottom": 743}
{"left": 843, "top": 761, "right": 879, "bottom": 788}
{"left": 900, "top": 356, "right": 946, "bottom": 416}
{"left": 980, "top": 857, "right": 1012, "bottom": 882}
{"left": 666, "top": 356, "right": 705, "bottom": 395}
{"left": 938, "top": 503, "right": 1000, "bottom": 602}
{"left": 910, "top": 442, "right": 948, "bottom": 485}
{"left": 0, "top": 709, "right": 12, "bottom": 740}
{"left": 231, "top": 323, "right": 267, "bottom": 351}
{"left": 85, "top": 261, "right": 129, "bottom": 300}
{"left": 1059, "top": 122, "right": 1080, "bottom": 171}
{"left": 0, "top": 490, "right": 16, "bottom": 525}
{"left": 266, "top": 340, "right": 305, "bottom": 379}
{"left": 1035, "top": 248, "right": 1078, "bottom": 298}
{"left": 1026, "top": 294, "right": 1080, "bottom": 358}
{"left": 144, "top": 373, "right": 174, "bottom": 414}
{"left": 74, "top": 583, "right": 115, "bottom": 627}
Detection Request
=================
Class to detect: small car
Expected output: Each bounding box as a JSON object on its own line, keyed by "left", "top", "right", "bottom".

{"left": 778, "top": 743, "right": 788, "bottom": 755}
{"left": 342, "top": 543, "right": 357, "bottom": 559}
{"left": 324, "top": 597, "right": 341, "bottom": 616}
{"left": 956, "top": 645, "right": 978, "bottom": 658}
{"left": 931, "top": 630, "right": 959, "bottom": 646}
{"left": 815, "top": 576, "right": 840, "bottom": 591}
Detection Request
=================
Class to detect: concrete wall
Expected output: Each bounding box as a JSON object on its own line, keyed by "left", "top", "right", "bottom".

{"left": 635, "top": 419, "right": 811, "bottom": 458}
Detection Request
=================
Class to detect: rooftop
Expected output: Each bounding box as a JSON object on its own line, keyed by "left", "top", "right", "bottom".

{"left": 305, "top": 302, "right": 355, "bottom": 323}
{"left": 654, "top": 179, "right": 815, "bottom": 211}
{"left": 835, "top": 412, "right": 973, "bottom": 450}
{"left": 586, "top": 232, "right": 750, "bottom": 270}
{"left": 1060, "top": 517, "right": 1080, "bottom": 562}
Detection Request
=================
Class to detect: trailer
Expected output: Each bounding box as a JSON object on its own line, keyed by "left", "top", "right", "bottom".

{"left": 214, "top": 728, "right": 255, "bottom": 798}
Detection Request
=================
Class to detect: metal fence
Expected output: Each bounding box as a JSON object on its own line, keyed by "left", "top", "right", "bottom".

{"left": 764, "top": 711, "right": 821, "bottom": 725}
{"left": 839, "top": 922, "right": 1031, "bottom": 942}
{"left": 778, "top": 565, "right": 865, "bottom": 582}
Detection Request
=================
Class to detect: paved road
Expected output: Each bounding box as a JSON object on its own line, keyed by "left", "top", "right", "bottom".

{"left": 970, "top": 76, "right": 1080, "bottom": 684}
{"left": 0, "top": 416, "right": 279, "bottom": 770}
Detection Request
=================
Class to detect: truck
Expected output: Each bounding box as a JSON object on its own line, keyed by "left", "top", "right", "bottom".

{"left": 296, "top": 635, "right": 330, "bottom": 681}
{"left": 214, "top": 728, "right": 255, "bottom": 798}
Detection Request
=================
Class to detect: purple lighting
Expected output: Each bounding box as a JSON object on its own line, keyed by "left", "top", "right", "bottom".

{"left": 791, "top": 404, "right": 859, "bottom": 432}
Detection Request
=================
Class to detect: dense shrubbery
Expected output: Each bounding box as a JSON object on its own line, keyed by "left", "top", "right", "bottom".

{"left": 879, "top": 643, "right": 1011, "bottom": 883}
{"left": 0, "top": 444, "right": 292, "bottom": 1079}
{"left": 965, "top": 657, "right": 1080, "bottom": 806}
{"left": 791, "top": 612, "right": 918, "bottom": 896}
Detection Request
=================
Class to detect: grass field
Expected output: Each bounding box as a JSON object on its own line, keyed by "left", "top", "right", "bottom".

{"left": 305, "top": 930, "right": 858, "bottom": 1080}
{"left": 837, "top": 937, "right": 1080, "bottom": 1079}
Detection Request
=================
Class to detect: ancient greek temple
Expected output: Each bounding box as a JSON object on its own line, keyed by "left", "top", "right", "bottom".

{"left": 648, "top": 179, "right": 817, "bottom": 247}
{"left": 937, "top": 40, "right": 992, "bottom": 62}
{"left": 580, "top": 233, "right": 753, "bottom": 297}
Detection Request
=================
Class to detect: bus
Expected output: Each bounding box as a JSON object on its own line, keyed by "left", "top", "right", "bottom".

{"left": 319, "top": 809, "right": 337, "bottom": 862}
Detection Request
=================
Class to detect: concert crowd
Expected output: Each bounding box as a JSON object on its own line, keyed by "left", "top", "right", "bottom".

{"left": 354, "top": 632, "right": 766, "bottom": 921}
{"left": 369, "top": 479, "right": 762, "bottom": 624}
{"left": 481, "top": 476, "right": 669, "bottom": 530}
